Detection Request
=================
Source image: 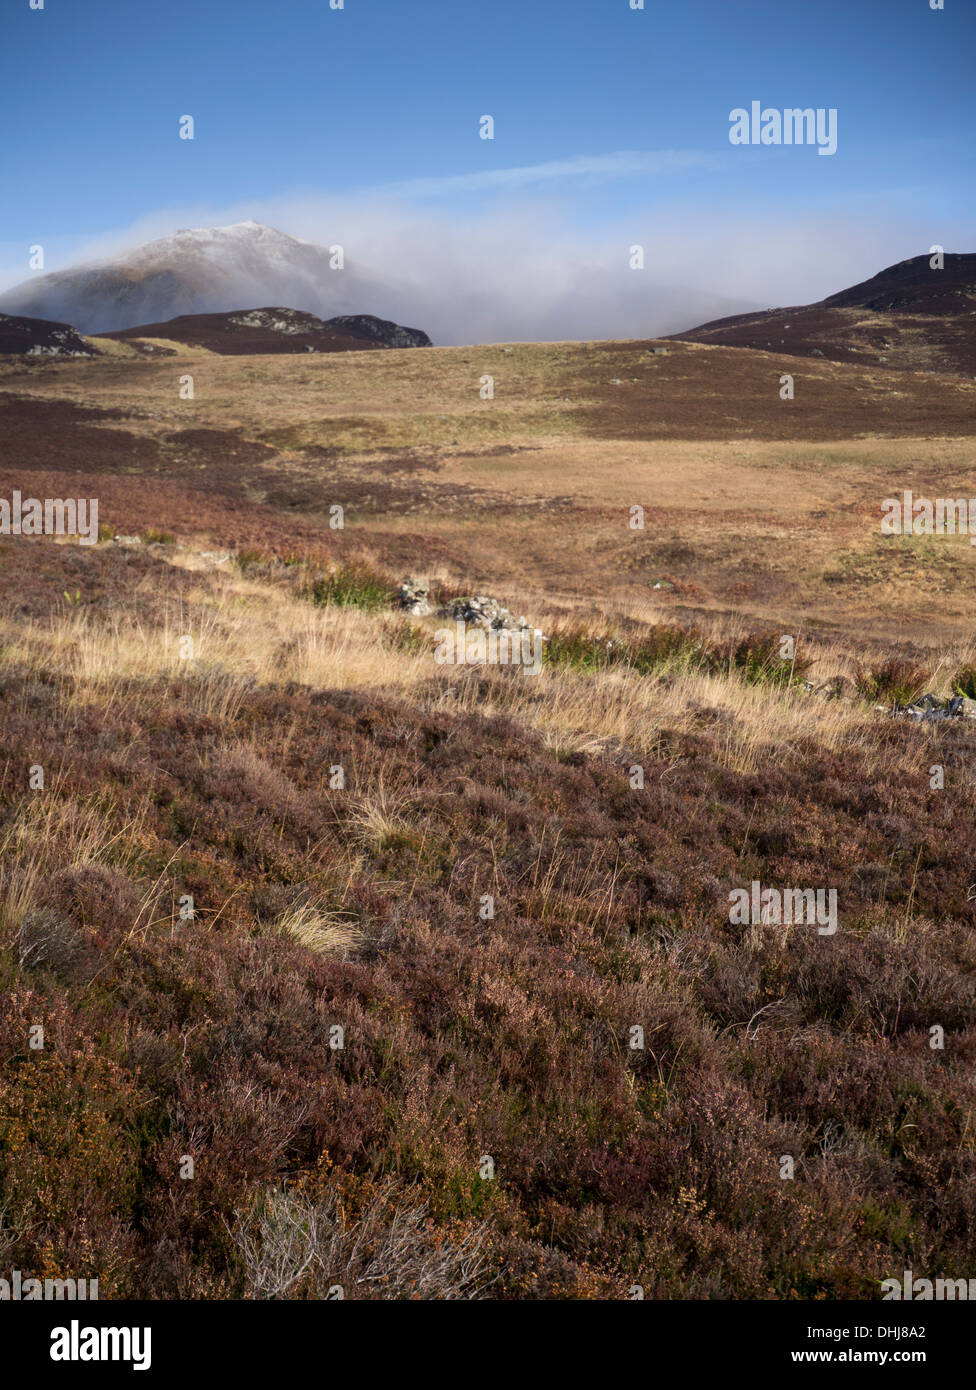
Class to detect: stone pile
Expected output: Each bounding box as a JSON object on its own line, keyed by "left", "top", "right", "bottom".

{"left": 438, "top": 594, "right": 532, "bottom": 633}
{"left": 395, "top": 577, "right": 433, "bottom": 616}
{"left": 884, "top": 693, "right": 976, "bottom": 722}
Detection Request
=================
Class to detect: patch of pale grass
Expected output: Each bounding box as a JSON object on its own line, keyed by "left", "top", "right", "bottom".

{"left": 436, "top": 660, "right": 879, "bottom": 774}
{"left": 0, "top": 546, "right": 959, "bottom": 782}
{"left": 0, "top": 560, "right": 433, "bottom": 718}
{"left": 282, "top": 605, "right": 430, "bottom": 692}
{"left": 277, "top": 902, "right": 363, "bottom": 957}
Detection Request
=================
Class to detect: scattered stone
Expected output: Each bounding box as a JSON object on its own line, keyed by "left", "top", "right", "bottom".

{"left": 200, "top": 549, "right": 232, "bottom": 566}
{"left": 396, "top": 576, "right": 433, "bottom": 616}
{"left": 888, "top": 694, "right": 972, "bottom": 722}
{"left": 112, "top": 534, "right": 142, "bottom": 547}
{"left": 652, "top": 579, "right": 675, "bottom": 591}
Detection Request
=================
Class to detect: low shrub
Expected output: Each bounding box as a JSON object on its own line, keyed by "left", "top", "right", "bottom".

{"left": 305, "top": 561, "right": 393, "bottom": 612}
{"left": 382, "top": 618, "right": 429, "bottom": 655}
{"left": 545, "top": 621, "right": 705, "bottom": 677}
{"left": 715, "top": 631, "right": 813, "bottom": 688}
{"left": 853, "top": 657, "right": 929, "bottom": 706}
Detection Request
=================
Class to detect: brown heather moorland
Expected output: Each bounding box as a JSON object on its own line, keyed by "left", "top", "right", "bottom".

{"left": 0, "top": 335, "right": 975, "bottom": 1298}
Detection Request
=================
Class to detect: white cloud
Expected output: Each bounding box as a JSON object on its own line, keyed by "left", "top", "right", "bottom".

{"left": 380, "top": 149, "right": 716, "bottom": 197}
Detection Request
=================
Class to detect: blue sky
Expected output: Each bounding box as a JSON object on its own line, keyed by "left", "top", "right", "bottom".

{"left": 2, "top": 0, "right": 973, "bottom": 336}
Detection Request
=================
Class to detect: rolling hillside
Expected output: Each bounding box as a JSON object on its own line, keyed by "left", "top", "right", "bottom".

{"left": 670, "top": 252, "right": 976, "bottom": 375}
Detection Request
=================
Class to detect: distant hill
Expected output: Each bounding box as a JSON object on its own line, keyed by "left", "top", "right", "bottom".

{"left": 105, "top": 307, "right": 431, "bottom": 354}
{"left": 0, "top": 222, "right": 413, "bottom": 337}
{"left": 0, "top": 311, "right": 96, "bottom": 357}
{"left": 669, "top": 253, "right": 976, "bottom": 374}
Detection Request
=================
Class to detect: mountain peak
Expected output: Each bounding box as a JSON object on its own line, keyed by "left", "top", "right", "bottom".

{"left": 0, "top": 222, "right": 394, "bottom": 336}
{"left": 128, "top": 220, "right": 303, "bottom": 258}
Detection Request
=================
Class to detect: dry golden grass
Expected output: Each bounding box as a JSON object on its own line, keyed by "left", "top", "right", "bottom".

{"left": 347, "top": 780, "right": 417, "bottom": 854}
{"left": 0, "top": 560, "right": 432, "bottom": 722}
{"left": 275, "top": 902, "right": 364, "bottom": 957}
{"left": 1, "top": 539, "right": 961, "bottom": 785}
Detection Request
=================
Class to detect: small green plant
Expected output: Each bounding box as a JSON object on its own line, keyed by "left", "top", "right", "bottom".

{"left": 62, "top": 589, "right": 82, "bottom": 606}
{"left": 629, "top": 624, "right": 707, "bottom": 675}
{"left": 142, "top": 529, "right": 175, "bottom": 545}
{"left": 544, "top": 627, "right": 617, "bottom": 673}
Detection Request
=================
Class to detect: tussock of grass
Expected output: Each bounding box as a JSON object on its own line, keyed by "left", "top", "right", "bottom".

{"left": 545, "top": 621, "right": 706, "bottom": 677}
{"left": 347, "top": 782, "right": 417, "bottom": 853}
{"left": 276, "top": 903, "right": 364, "bottom": 958}
{"left": 717, "top": 631, "right": 814, "bottom": 688}
{"left": 0, "top": 794, "right": 146, "bottom": 941}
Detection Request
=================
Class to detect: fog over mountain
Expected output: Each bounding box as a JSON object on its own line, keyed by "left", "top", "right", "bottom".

{"left": 0, "top": 219, "right": 758, "bottom": 343}
{"left": 0, "top": 223, "right": 387, "bottom": 336}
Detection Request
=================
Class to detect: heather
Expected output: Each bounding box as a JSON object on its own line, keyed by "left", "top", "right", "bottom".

{"left": 0, "top": 538, "right": 974, "bottom": 1299}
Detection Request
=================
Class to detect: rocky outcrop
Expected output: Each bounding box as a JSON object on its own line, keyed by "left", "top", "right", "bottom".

{"left": 228, "top": 308, "right": 325, "bottom": 335}
{"left": 396, "top": 582, "right": 541, "bottom": 636}
{"left": 0, "top": 312, "right": 96, "bottom": 357}
{"left": 323, "top": 314, "right": 431, "bottom": 349}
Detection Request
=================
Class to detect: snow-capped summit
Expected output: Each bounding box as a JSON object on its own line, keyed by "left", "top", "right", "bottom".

{"left": 0, "top": 221, "right": 386, "bottom": 335}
